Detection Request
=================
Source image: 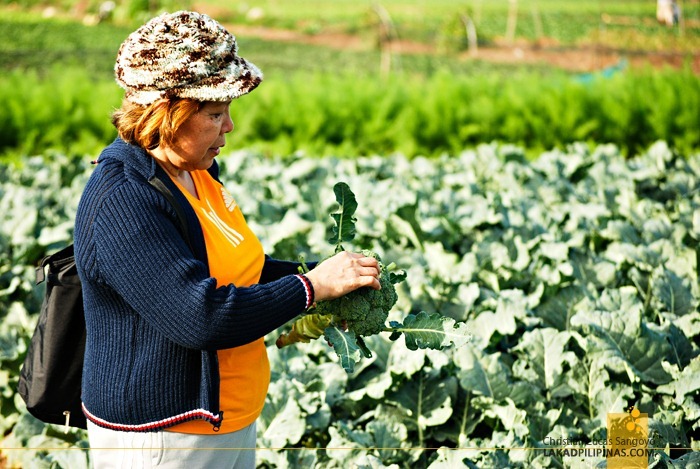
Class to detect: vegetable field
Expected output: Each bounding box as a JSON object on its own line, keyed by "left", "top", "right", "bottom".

{"left": 1, "top": 141, "right": 698, "bottom": 468}
{"left": 1, "top": 0, "right": 699, "bottom": 467}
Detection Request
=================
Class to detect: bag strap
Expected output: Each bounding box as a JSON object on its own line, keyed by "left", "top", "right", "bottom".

{"left": 35, "top": 245, "right": 75, "bottom": 285}
{"left": 35, "top": 257, "right": 49, "bottom": 285}
{"left": 148, "top": 177, "right": 194, "bottom": 253}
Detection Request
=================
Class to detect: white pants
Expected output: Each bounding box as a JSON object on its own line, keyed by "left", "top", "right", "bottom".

{"left": 87, "top": 421, "right": 256, "bottom": 469}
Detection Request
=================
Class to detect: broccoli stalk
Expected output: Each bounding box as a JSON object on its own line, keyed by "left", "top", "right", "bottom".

{"left": 276, "top": 183, "right": 404, "bottom": 350}
{"left": 275, "top": 313, "right": 332, "bottom": 348}
{"left": 276, "top": 251, "right": 403, "bottom": 352}
{"left": 276, "top": 182, "right": 469, "bottom": 374}
{"left": 314, "top": 182, "right": 406, "bottom": 340}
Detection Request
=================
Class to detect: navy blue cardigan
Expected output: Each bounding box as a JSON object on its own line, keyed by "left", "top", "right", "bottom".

{"left": 74, "top": 138, "right": 313, "bottom": 431}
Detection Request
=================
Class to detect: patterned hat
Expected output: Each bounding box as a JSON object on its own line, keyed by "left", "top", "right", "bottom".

{"left": 115, "top": 10, "right": 263, "bottom": 105}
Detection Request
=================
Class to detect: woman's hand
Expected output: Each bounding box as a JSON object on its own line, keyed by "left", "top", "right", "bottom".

{"left": 303, "top": 251, "right": 381, "bottom": 302}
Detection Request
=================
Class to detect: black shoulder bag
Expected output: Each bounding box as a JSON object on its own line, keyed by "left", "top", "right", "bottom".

{"left": 18, "top": 178, "right": 190, "bottom": 430}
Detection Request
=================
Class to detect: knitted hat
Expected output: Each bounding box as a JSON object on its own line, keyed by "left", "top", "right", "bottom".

{"left": 115, "top": 11, "right": 262, "bottom": 105}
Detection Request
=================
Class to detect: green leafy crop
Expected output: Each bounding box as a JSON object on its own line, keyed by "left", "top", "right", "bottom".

{"left": 3, "top": 141, "right": 699, "bottom": 468}
{"left": 315, "top": 249, "right": 398, "bottom": 337}
{"left": 276, "top": 182, "right": 470, "bottom": 373}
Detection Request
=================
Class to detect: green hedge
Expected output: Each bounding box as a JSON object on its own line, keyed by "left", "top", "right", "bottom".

{"left": 1, "top": 66, "right": 698, "bottom": 160}
{"left": 232, "top": 66, "right": 700, "bottom": 158}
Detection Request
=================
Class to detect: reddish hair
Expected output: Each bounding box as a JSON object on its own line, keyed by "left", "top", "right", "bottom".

{"left": 111, "top": 98, "right": 203, "bottom": 150}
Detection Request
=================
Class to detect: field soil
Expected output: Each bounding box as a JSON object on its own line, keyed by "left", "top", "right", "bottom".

{"left": 220, "top": 20, "right": 700, "bottom": 74}
{"left": 10, "top": 2, "right": 699, "bottom": 74}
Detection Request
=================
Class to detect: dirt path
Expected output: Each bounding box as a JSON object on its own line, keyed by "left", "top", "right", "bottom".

{"left": 222, "top": 21, "right": 699, "bottom": 74}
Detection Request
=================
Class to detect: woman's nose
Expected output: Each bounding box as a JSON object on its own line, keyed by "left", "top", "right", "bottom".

{"left": 223, "top": 114, "right": 234, "bottom": 134}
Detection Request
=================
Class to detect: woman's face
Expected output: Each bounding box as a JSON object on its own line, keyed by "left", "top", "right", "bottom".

{"left": 166, "top": 101, "right": 234, "bottom": 171}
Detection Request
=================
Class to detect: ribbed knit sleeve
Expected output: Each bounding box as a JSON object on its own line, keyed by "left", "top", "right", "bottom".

{"left": 83, "top": 179, "right": 309, "bottom": 351}
{"left": 259, "top": 256, "right": 318, "bottom": 284}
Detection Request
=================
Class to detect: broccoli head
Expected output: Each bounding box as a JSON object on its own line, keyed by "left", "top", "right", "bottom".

{"left": 315, "top": 250, "right": 399, "bottom": 337}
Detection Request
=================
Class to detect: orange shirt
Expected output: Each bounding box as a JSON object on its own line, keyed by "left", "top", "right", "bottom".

{"left": 169, "top": 169, "right": 268, "bottom": 434}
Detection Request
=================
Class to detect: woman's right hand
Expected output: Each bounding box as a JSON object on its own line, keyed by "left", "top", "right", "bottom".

{"left": 303, "top": 251, "right": 381, "bottom": 302}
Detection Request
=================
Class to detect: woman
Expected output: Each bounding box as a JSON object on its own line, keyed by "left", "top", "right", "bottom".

{"left": 73, "top": 10, "right": 380, "bottom": 468}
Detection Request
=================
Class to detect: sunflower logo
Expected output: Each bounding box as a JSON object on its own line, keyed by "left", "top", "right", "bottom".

{"left": 221, "top": 187, "right": 237, "bottom": 212}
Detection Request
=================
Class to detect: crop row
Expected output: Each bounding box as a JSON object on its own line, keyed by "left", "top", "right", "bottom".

{"left": 1, "top": 65, "right": 699, "bottom": 163}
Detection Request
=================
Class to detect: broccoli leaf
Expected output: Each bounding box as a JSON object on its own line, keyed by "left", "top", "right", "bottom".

{"left": 570, "top": 288, "right": 674, "bottom": 385}
{"left": 356, "top": 335, "right": 373, "bottom": 358}
{"left": 328, "top": 182, "right": 358, "bottom": 251}
{"left": 389, "top": 311, "right": 471, "bottom": 350}
{"left": 657, "top": 355, "right": 700, "bottom": 405}
{"left": 324, "top": 326, "right": 362, "bottom": 373}
{"left": 388, "top": 269, "right": 407, "bottom": 285}
{"left": 456, "top": 347, "right": 530, "bottom": 402}
{"left": 651, "top": 267, "right": 697, "bottom": 316}
{"left": 259, "top": 390, "right": 305, "bottom": 447}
